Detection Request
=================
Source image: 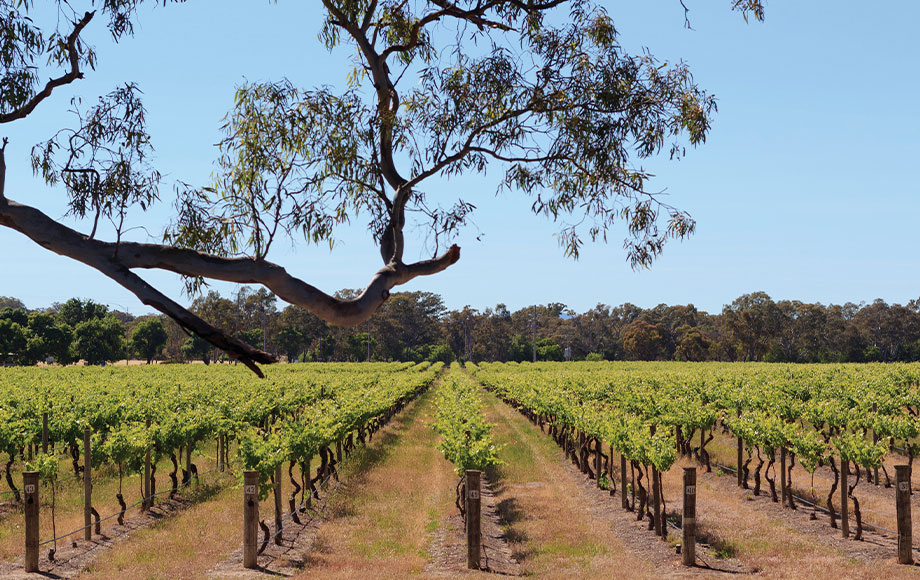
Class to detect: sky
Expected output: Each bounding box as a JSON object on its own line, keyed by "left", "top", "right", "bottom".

{"left": 1, "top": 1, "right": 918, "bottom": 317}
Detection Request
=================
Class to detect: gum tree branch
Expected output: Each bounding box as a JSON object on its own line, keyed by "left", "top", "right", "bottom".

{"left": 0, "top": 11, "right": 95, "bottom": 125}
{"left": 0, "top": 195, "right": 460, "bottom": 373}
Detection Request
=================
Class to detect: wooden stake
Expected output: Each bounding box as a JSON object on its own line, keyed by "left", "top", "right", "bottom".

{"left": 595, "top": 438, "right": 602, "bottom": 488}
{"left": 41, "top": 413, "right": 48, "bottom": 455}
{"left": 840, "top": 458, "right": 849, "bottom": 538}
{"left": 609, "top": 443, "right": 616, "bottom": 497}
{"left": 652, "top": 465, "right": 662, "bottom": 536}
{"left": 872, "top": 403, "right": 879, "bottom": 486}
{"left": 682, "top": 467, "right": 697, "bottom": 567}
{"left": 243, "top": 470, "right": 259, "bottom": 569}
{"left": 186, "top": 443, "right": 193, "bottom": 485}
{"left": 895, "top": 465, "right": 913, "bottom": 564}
{"left": 465, "top": 470, "right": 482, "bottom": 570}
{"left": 620, "top": 453, "right": 628, "bottom": 509}
{"left": 24, "top": 471, "right": 39, "bottom": 573}
{"left": 83, "top": 428, "right": 92, "bottom": 541}
{"left": 274, "top": 465, "right": 283, "bottom": 545}
{"left": 780, "top": 447, "right": 787, "bottom": 508}
{"left": 144, "top": 418, "right": 151, "bottom": 511}
{"left": 737, "top": 435, "right": 744, "bottom": 487}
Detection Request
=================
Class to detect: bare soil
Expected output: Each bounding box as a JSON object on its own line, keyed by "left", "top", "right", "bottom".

{"left": 425, "top": 474, "right": 521, "bottom": 577}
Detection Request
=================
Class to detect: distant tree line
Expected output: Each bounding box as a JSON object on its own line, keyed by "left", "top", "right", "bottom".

{"left": 2, "top": 290, "right": 920, "bottom": 366}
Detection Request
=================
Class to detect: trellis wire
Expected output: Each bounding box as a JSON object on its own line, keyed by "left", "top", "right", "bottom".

{"left": 712, "top": 460, "right": 920, "bottom": 550}
{"left": 38, "top": 467, "right": 224, "bottom": 547}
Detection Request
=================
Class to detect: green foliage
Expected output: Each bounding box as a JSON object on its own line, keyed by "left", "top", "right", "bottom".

{"left": 181, "top": 334, "right": 211, "bottom": 364}
{"left": 72, "top": 314, "right": 125, "bottom": 364}
{"left": 55, "top": 298, "right": 108, "bottom": 328}
{"left": 433, "top": 370, "right": 501, "bottom": 475}
{"left": 130, "top": 318, "right": 168, "bottom": 363}
{"left": 472, "top": 360, "right": 920, "bottom": 474}
{"left": 27, "top": 453, "right": 60, "bottom": 486}
{"left": 25, "top": 312, "right": 72, "bottom": 365}
{"left": 0, "top": 318, "right": 27, "bottom": 360}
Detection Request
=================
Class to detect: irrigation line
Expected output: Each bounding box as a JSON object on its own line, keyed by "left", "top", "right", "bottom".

{"left": 38, "top": 467, "right": 228, "bottom": 547}
{"left": 711, "top": 460, "right": 920, "bottom": 551}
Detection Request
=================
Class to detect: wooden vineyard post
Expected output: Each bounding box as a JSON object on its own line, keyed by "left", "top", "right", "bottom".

{"left": 144, "top": 418, "right": 151, "bottom": 511}
{"left": 620, "top": 454, "right": 628, "bottom": 509}
{"left": 872, "top": 403, "right": 879, "bottom": 487}
{"left": 682, "top": 467, "right": 697, "bottom": 566}
{"left": 84, "top": 427, "right": 92, "bottom": 541}
{"left": 595, "top": 439, "right": 602, "bottom": 488}
{"left": 840, "top": 458, "right": 849, "bottom": 538}
{"left": 24, "top": 471, "right": 39, "bottom": 573}
{"left": 217, "top": 436, "right": 224, "bottom": 472}
{"left": 243, "top": 470, "right": 260, "bottom": 569}
{"left": 304, "top": 457, "right": 312, "bottom": 508}
{"left": 41, "top": 412, "right": 48, "bottom": 454}
{"left": 779, "top": 447, "right": 787, "bottom": 508}
{"left": 609, "top": 443, "right": 616, "bottom": 497}
{"left": 186, "top": 444, "right": 193, "bottom": 486}
{"left": 736, "top": 435, "right": 743, "bottom": 487}
{"left": 465, "top": 470, "right": 482, "bottom": 570}
{"left": 652, "top": 465, "right": 662, "bottom": 537}
{"left": 896, "top": 465, "right": 913, "bottom": 564}
{"left": 274, "top": 464, "right": 283, "bottom": 546}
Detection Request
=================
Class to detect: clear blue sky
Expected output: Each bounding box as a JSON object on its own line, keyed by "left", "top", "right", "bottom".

{"left": 1, "top": 1, "right": 918, "bottom": 317}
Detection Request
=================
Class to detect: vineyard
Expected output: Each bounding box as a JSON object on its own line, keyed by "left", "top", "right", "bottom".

{"left": 0, "top": 361, "right": 917, "bottom": 579}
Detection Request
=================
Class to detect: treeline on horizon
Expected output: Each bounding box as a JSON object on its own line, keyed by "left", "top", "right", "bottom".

{"left": 1, "top": 290, "right": 919, "bottom": 366}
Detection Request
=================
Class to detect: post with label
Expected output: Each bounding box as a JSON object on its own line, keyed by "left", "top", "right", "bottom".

{"left": 243, "top": 471, "right": 260, "bottom": 569}
{"left": 896, "top": 465, "right": 913, "bottom": 564}
{"left": 84, "top": 427, "right": 92, "bottom": 541}
{"left": 682, "top": 467, "right": 697, "bottom": 566}
{"left": 24, "top": 471, "right": 39, "bottom": 573}
{"left": 465, "top": 470, "right": 482, "bottom": 570}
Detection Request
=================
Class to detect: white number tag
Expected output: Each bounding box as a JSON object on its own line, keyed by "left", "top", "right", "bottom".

{"left": 25, "top": 484, "right": 36, "bottom": 494}
{"left": 244, "top": 485, "right": 257, "bottom": 495}
{"left": 468, "top": 490, "right": 480, "bottom": 500}
{"left": 685, "top": 485, "right": 696, "bottom": 495}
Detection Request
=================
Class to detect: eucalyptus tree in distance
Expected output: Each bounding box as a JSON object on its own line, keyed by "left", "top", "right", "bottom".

{"left": 0, "top": 1, "right": 764, "bottom": 375}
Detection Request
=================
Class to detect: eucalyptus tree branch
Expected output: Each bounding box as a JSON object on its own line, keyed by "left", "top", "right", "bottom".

{"left": 0, "top": 11, "right": 95, "bottom": 124}
{"left": 0, "top": 138, "right": 7, "bottom": 199}
{"left": 0, "top": 195, "right": 461, "bottom": 373}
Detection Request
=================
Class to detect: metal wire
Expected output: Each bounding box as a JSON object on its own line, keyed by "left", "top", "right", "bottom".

{"left": 38, "top": 467, "right": 227, "bottom": 547}
{"left": 711, "top": 460, "right": 920, "bottom": 551}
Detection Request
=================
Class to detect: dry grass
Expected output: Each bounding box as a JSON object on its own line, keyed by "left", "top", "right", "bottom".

{"left": 479, "top": 389, "right": 659, "bottom": 580}
{"left": 702, "top": 431, "right": 920, "bottom": 547}
{"left": 286, "top": 387, "right": 485, "bottom": 580}
{"left": 0, "top": 442, "right": 224, "bottom": 562}
{"left": 78, "top": 481, "right": 238, "bottom": 580}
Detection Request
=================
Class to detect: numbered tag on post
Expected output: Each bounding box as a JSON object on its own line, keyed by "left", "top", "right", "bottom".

{"left": 468, "top": 489, "right": 480, "bottom": 500}
{"left": 899, "top": 481, "right": 909, "bottom": 492}
{"left": 244, "top": 485, "right": 257, "bottom": 495}
{"left": 25, "top": 484, "right": 36, "bottom": 494}
{"left": 685, "top": 485, "right": 696, "bottom": 495}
